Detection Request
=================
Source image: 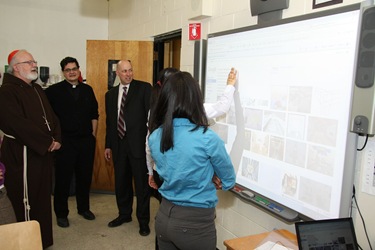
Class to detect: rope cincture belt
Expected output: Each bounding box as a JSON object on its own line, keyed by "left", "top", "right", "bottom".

{"left": 3, "top": 132, "right": 31, "bottom": 221}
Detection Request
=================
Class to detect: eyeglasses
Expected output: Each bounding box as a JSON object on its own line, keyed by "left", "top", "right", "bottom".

{"left": 16, "top": 60, "right": 37, "bottom": 65}
{"left": 63, "top": 67, "right": 79, "bottom": 73}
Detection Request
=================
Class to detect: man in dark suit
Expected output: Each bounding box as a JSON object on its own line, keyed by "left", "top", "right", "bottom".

{"left": 104, "top": 60, "right": 151, "bottom": 236}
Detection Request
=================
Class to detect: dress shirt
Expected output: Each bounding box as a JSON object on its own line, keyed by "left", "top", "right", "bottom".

{"left": 204, "top": 85, "right": 235, "bottom": 118}
{"left": 149, "top": 118, "right": 236, "bottom": 208}
{"left": 117, "top": 83, "right": 130, "bottom": 118}
{"left": 146, "top": 84, "right": 235, "bottom": 175}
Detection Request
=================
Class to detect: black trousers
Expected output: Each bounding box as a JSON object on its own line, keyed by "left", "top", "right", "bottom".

{"left": 54, "top": 135, "right": 96, "bottom": 218}
{"left": 113, "top": 136, "right": 150, "bottom": 227}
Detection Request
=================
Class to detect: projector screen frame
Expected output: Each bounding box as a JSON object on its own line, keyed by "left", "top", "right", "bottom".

{"left": 204, "top": 3, "right": 361, "bottom": 222}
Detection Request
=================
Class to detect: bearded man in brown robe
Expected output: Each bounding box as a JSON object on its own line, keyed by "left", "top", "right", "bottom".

{"left": 0, "top": 49, "right": 61, "bottom": 249}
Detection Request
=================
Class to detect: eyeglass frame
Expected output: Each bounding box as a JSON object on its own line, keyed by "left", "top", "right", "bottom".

{"left": 15, "top": 60, "right": 38, "bottom": 65}
{"left": 63, "top": 67, "right": 79, "bottom": 73}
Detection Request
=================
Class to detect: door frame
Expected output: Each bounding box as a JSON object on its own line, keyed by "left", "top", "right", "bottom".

{"left": 153, "top": 30, "right": 182, "bottom": 83}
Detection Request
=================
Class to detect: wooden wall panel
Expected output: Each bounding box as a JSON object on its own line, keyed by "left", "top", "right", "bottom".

{"left": 86, "top": 40, "right": 153, "bottom": 192}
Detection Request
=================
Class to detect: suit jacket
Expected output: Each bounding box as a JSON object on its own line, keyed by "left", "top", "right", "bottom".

{"left": 105, "top": 79, "right": 151, "bottom": 161}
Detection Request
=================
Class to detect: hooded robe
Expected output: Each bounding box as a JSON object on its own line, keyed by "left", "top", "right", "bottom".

{"left": 0, "top": 73, "right": 61, "bottom": 249}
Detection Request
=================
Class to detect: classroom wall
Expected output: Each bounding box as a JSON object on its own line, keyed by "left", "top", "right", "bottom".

{"left": 0, "top": 0, "right": 108, "bottom": 83}
{"left": 106, "top": 0, "right": 373, "bottom": 249}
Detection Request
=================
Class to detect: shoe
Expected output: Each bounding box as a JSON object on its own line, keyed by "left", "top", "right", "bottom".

{"left": 57, "top": 217, "right": 69, "bottom": 228}
{"left": 108, "top": 216, "right": 132, "bottom": 227}
{"left": 139, "top": 225, "right": 150, "bottom": 236}
{"left": 78, "top": 210, "right": 96, "bottom": 220}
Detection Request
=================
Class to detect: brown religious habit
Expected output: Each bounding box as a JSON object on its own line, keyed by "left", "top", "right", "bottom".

{"left": 0, "top": 73, "right": 61, "bottom": 249}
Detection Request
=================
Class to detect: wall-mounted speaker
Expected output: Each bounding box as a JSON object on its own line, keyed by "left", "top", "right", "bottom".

{"left": 188, "top": 0, "right": 213, "bottom": 20}
{"left": 250, "top": 0, "right": 289, "bottom": 24}
{"left": 351, "top": 5, "right": 375, "bottom": 135}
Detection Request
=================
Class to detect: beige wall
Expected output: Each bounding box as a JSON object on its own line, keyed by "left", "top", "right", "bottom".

{"left": 107, "top": 0, "right": 373, "bottom": 249}
{"left": 0, "top": 0, "right": 108, "bottom": 83}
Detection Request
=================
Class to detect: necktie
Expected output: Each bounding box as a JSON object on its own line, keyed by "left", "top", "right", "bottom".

{"left": 118, "top": 86, "right": 127, "bottom": 139}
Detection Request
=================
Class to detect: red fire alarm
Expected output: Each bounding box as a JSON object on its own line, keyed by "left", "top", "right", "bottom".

{"left": 189, "top": 23, "right": 201, "bottom": 40}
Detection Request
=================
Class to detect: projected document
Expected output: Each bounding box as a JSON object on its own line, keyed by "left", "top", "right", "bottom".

{"left": 205, "top": 8, "right": 360, "bottom": 219}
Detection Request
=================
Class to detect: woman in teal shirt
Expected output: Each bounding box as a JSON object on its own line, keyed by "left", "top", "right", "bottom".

{"left": 148, "top": 71, "right": 236, "bottom": 250}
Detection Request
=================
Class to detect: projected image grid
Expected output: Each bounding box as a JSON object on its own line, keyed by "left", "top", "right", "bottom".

{"left": 206, "top": 9, "right": 360, "bottom": 219}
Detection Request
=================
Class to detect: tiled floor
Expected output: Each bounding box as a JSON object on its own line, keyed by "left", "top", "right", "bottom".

{"left": 47, "top": 193, "right": 159, "bottom": 250}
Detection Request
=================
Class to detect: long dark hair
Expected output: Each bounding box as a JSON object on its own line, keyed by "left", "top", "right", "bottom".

{"left": 150, "top": 67, "right": 179, "bottom": 110}
{"left": 149, "top": 71, "right": 208, "bottom": 152}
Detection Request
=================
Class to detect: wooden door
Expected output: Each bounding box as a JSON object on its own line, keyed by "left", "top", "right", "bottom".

{"left": 86, "top": 40, "right": 153, "bottom": 192}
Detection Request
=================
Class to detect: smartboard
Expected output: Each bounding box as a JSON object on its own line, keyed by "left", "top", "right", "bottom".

{"left": 205, "top": 4, "right": 360, "bottom": 220}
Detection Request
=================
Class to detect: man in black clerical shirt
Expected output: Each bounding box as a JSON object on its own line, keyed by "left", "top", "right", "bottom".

{"left": 45, "top": 57, "right": 99, "bottom": 228}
